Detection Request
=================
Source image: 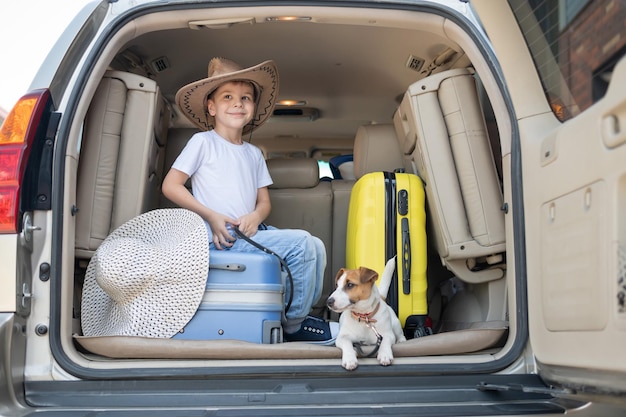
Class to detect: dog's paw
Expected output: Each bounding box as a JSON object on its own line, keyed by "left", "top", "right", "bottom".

{"left": 377, "top": 350, "right": 394, "bottom": 366}
{"left": 342, "top": 354, "right": 359, "bottom": 370}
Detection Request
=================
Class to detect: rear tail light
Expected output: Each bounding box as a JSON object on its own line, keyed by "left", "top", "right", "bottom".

{"left": 0, "top": 89, "right": 52, "bottom": 233}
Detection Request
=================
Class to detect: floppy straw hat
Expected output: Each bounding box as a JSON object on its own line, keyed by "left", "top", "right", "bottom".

{"left": 175, "top": 57, "right": 279, "bottom": 134}
{"left": 81, "top": 209, "right": 209, "bottom": 338}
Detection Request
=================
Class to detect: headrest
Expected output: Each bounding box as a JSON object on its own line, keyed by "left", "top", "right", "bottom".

{"left": 337, "top": 161, "right": 355, "bottom": 180}
{"left": 353, "top": 124, "right": 404, "bottom": 179}
{"left": 267, "top": 158, "right": 320, "bottom": 189}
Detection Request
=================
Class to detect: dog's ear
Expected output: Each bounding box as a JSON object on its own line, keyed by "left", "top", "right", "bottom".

{"left": 358, "top": 267, "right": 379, "bottom": 284}
{"left": 335, "top": 268, "right": 347, "bottom": 283}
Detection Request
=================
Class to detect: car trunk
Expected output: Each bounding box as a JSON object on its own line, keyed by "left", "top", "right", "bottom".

{"left": 45, "top": 1, "right": 521, "bottom": 378}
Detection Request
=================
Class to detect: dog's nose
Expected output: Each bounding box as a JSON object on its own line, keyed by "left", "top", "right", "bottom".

{"left": 326, "top": 297, "right": 335, "bottom": 308}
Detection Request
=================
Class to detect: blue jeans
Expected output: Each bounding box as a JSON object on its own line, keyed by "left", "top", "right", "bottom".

{"left": 209, "top": 226, "right": 326, "bottom": 328}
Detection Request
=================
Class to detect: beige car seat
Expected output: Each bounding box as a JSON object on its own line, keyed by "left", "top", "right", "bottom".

{"left": 265, "top": 158, "right": 333, "bottom": 303}
{"left": 75, "top": 70, "right": 170, "bottom": 258}
{"left": 393, "top": 68, "right": 505, "bottom": 283}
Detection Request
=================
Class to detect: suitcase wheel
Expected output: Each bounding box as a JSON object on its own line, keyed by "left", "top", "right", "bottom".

{"left": 404, "top": 315, "right": 433, "bottom": 339}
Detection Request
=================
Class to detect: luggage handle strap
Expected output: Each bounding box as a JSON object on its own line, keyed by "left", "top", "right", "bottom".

{"left": 232, "top": 226, "right": 294, "bottom": 314}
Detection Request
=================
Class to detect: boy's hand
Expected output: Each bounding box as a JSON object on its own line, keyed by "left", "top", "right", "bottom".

{"left": 237, "top": 212, "right": 262, "bottom": 237}
{"left": 207, "top": 212, "right": 239, "bottom": 250}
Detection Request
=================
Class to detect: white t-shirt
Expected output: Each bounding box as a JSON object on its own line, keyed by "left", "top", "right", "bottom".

{"left": 171, "top": 130, "right": 273, "bottom": 238}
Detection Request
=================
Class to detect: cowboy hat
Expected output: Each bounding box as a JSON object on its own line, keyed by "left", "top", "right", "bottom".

{"left": 175, "top": 57, "right": 279, "bottom": 134}
{"left": 81, "top": 209, "right": 209, "bottom": 338}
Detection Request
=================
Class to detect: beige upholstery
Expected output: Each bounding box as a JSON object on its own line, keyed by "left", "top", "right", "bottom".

{"left": 353, "top": 124, "right": 404, "bottom": 179}
{"left": 265, "top": 158, "right": 333, "bottom": 300}
{"left": 161, "top": 128, "right": 199, "bottom": 177}
{"left": 393, "top": 68, "right": 505, "bottom": 283}
{"left": 159, "top": 128, "right": 198, "bottom": 207}
{"left": 330, "top": 124, "right": 404, "bottom": 280}
{"left": 75, "top": 321, "right": 507, "bottom": 358}
{"left": 268, "top": 158, "right": 320, "bottom": 189}
{"left": 75, "top": 71, "right": 169, "bottom": 258}
{"left": 330, "top": 180, "right": 353, "bottom": 281}
{"left": 337, "top": 161, "right": 355, "bottom": 180}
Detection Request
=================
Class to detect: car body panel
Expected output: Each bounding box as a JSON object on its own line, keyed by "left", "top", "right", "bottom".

{"left": 473, "top": 0, "right": 626, "bottom": 401}
{"left": 0, "top": 236, "right": 18, "bottom": 312}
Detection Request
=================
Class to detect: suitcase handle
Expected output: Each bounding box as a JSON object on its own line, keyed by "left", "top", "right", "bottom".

{"left": 398, "top": 189, "right": 409, "bottom": 216}
{"left": 209, "top": 263, "right": 246, "bottom": 272}
{"left": 401, "top": 217, "right": 411, "bottom": 294}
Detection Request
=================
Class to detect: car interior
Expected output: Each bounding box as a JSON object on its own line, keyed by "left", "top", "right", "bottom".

{"left": 64, "top": 4, "right": 514, "bottom": 366}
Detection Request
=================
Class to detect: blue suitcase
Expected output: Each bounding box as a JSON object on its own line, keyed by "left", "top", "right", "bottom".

{"left": 173, "top": 250, "right": 284, "bottom": 343}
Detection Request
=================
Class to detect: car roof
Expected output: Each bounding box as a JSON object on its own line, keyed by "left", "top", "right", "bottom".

{"left": 95, "top": 0, "right": 479, "bottom": 140}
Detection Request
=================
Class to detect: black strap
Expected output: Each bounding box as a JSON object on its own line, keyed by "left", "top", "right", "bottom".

{"left": 232, "top": 225, "right": 294, "bottom": 314}
{"left": 353, "top": 336, "right": 383, "bottom": 358}
{"left": 352, "top": 323, "right": 384, "bottom": 358}
{"left": 383, "top": 172, "right": 399, "bottom": 312}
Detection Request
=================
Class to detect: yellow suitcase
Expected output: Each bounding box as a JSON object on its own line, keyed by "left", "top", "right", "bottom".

{"left": 346, "top": 171, "right": 429, "bottom": 338}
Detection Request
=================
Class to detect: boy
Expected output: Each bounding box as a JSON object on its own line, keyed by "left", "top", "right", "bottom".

{"left": 163, "top": 58, "right": 337, "bottom": 344}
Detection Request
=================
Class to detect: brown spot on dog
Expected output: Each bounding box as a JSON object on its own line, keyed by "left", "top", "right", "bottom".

{"left": 336, "top": 267, "right": 378, "bottom": 304}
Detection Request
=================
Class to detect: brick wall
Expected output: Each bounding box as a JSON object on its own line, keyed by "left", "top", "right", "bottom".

{"left": 560, "top": 0, "right": 626, "bottom": 110}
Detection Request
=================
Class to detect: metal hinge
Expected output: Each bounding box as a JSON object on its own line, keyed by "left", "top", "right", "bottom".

{"left": 21, "top": 282, "right": 32, "bottom": 311}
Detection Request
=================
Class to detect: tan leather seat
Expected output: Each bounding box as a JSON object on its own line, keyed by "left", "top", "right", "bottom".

{"left": 331, "top": 124, "right": 404, "bottom": 278}
{"left": 265, "top": 158, "right": 333, "bottom": 300}
{"left": 352, "top": 124, "right": 404, "bottom": 180}
{"left": 159, "top": 128, "right": 198, "bottom": 207}
{"left": 393, "top": 68, "right": 505, "bottom": 283}
{"left": 75, "top": 71, "right": 170, "bottom": 258}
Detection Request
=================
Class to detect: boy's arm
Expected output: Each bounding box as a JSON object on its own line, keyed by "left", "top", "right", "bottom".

{"left": 237, "top": 186, "right": 271, "bottom": 237}
{"left": 162, "top": 168, "right": 211, "bottom": 217}
{"left": 162, "top": 168, "right": 238, "bottom": 249}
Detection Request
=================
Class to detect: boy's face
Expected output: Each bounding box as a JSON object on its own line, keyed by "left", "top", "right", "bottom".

{"left": 207, "top": 81, "right": 256, "bottom": 132}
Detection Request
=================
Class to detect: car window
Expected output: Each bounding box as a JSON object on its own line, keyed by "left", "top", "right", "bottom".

{"left": 508, "top": 0, "right": 626, "bottom": 122}
{"left": 318, "top": 160, "right": 333, "bottom": 179}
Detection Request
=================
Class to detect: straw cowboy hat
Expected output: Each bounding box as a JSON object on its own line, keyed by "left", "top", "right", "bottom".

{"left": 81, "top": 209, "right": 209, "bottom": 338}
{"left": 175, "top": 57, "right": 279, "bottom": 134}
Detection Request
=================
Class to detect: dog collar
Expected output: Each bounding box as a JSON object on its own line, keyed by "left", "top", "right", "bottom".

{"left": 351, "top": 302, "right": 380, "bottom": 324}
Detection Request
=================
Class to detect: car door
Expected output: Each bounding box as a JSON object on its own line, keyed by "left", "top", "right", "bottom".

{"left": 472, "top": 0, "right": 626, "bottom": 403}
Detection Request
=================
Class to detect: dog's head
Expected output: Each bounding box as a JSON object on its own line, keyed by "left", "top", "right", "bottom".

{"left": 326, "top": 267, "right": 378, "bottom": 312}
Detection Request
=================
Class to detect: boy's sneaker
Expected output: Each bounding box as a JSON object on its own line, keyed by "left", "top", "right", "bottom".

{"left": 284, "top": 316, "right": 339, "bottom": 345}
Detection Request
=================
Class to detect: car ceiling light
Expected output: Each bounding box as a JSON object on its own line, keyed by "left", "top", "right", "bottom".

{"left": 188, "top": 18, "right": 255, "bottom": 30}
{"left": 277, "top": 100, "right": 307, "bottom": 106}
{"left": 265, "top": 16, "right": 312, "bottom": 22}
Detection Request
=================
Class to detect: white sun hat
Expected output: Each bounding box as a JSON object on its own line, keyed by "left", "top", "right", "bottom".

{"left": 81, "top": 209, "right": 209, "bottom": 338}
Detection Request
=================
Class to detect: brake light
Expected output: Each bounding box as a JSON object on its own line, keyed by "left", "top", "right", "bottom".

{"left": 0, "top": 89, "right": 51, "bottom": 233}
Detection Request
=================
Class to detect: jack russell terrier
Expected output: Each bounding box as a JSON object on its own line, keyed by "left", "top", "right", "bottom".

{"left": 327, "top": 258, "right": 406, "bottom": 370}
